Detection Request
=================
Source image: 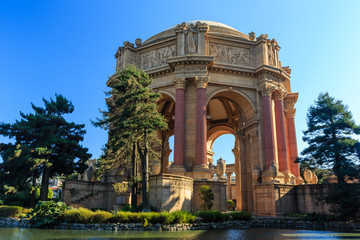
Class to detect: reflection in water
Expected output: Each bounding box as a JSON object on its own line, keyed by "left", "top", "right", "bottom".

{"left": 0, "top": 228, "right": 360, "bottom": 240}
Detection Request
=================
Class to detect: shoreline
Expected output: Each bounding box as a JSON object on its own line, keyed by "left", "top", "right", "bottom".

{"left": 1, "top": 217, "right": 359, "bottom": 232}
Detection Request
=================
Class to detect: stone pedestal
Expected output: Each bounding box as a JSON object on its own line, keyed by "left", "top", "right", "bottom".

{"left": 149, "top": 174, "right": 193, "bottom": 212}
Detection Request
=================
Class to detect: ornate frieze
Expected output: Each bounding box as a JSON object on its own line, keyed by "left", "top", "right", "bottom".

{"left": 209, "top": 43, "right": 250, "bottom": 66}
{"left": 140, "top": 45, "right": 176, "bottom": 70}
{"left": 273, "top": 89, "right": 287, "bottom": 100}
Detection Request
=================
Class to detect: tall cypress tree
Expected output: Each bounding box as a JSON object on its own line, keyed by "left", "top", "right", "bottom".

{"left": 0, "top": 94, "right": 91, "bottom": 201}
{"left": 94, "top": 65, "right": 167, "bottom": 210}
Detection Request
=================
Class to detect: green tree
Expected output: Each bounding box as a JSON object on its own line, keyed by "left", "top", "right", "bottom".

{"left": 0, "top": 94, "right": 91, "bottom": 202}
{"left": 93, "top": 65, "right": 167, "bottom": 210}
{"left": 199, "top": 185, "right": 214, "bottom": 210}
{"left": 300, "top": 92, "right": 360, "bottom": 218}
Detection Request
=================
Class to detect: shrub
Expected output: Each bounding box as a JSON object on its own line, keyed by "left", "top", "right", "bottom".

{"left": 199, "top": 185, "right": 214, "bottom": 210}
{"left": 111, "top": 211, "right": 130, "bottom": 223}
{"left": 230, "top": 211, "right": 252, "bottom": 220}
{"left": 29, "top": 201, "right": 69, "bottom": 227}
{"left": 172, "top": 211, "right": 195, "bottom": 224}
{"left": 196, "top": 210, "right": 228, "bottom": 222}
{"left": 91, "top": 210, "right": 112, "bottom": 223}
{"left": 61, "top": 207, "right": 95, "bottom": 223}
{"left": 0, "top": 206, "right": 23, "bottom": 218}
{"left": 287, "top": 212, "right": 334, "bottom": 222}
{"left": 0, "top": 200, "right": 4, "bottom": 205}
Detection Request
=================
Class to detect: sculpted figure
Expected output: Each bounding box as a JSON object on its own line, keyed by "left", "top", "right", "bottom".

{"left": 186, "top": 24, "right": 197, "bottom": 54}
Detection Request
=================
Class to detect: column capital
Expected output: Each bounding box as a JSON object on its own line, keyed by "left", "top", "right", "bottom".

{"left": 284, "top": 92, "right": 299, "bottom": 109}
{"left": 258, "top": 83, "right": 276, "bottom": 96}
{"left": 285, "top": 108, "right": 296, "bottom": 119}
{"left": 273, "top": 89, "right": 287, "bottom": 100}
{"left": 194, "top": 75, "right": 209, "bottom": 88}
{"left": 173, "top": 77, "right": 186, "bottom": 89}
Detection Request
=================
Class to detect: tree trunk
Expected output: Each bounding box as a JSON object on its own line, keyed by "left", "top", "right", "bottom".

{"left": 138, "top": 136, "right": 149, "bottom": 211}
{"left": 40, "top": 166, "right": 50, "bottom": 201}
{"left": 30, "top": 176, "right": 37, "bottom": 207}
{"left": 131, "top": 142, "right": 137, "bottom": 208}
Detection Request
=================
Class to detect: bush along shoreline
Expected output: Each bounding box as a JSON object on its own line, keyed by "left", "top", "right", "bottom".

{"left": 0, "top": 202, "right": 359, "bottom": 232}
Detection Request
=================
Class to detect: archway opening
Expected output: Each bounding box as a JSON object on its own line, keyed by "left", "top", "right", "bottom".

{"left": 212, "top": 134, "right": 235, "bottom": 165}
{"left": 168, "top": 135, "right": 174, "bottom": 163}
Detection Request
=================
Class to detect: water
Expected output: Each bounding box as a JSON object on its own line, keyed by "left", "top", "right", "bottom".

{"left": 0, "top": 228, "right": 360, "bottom": 240}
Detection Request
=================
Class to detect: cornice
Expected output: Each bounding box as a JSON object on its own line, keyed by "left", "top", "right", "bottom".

{"left": 137, "top": 36, "right": 177, "bottom": 51}
{"left": 167, "top": 55, "right": 214, "bottom": 68}
{"left": 207, "top": 33, "right": 254, "bottom": 45}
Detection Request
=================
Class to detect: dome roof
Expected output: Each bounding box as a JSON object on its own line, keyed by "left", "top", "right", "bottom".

{"left": 143, "top": 20, "right": 249, "bottom": 45}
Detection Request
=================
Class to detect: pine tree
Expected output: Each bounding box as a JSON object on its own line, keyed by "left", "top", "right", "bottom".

{"left": 300, "top": 92, "right": 360, "bottom": 218}
{"left": 301, "top": 93, "right": 360, "bottom": 181}
{"left": 94, "top": 65, "right": 167, "bottom": 210}
{"left": 0, "top": 94, "right": 91, "bottom": 202}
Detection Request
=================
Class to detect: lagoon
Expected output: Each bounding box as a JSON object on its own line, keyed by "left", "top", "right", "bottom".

{"left": 1, "top": 228, "right": 359, "bottom": 240}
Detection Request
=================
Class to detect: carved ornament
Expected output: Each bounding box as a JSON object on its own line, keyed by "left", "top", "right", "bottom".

{"left": 141, "top": 45, "right": 176, "bottom": 70}
{"left": 267, "top": 39, "right": 280, "bottom": 67}
{"left": 194, "top": 75, "right": 209, "bottom": 88}
{"left": 273, "top": 89, "right": 287, "bottom": 100}
{"left": 249, "top": 32, "right": 256, "bottom": 41}
{"left": 173, "top": 77, "right": 186, "bottom": 89}
{"left": 285, "top": 108, "right": 296, "bottom": 119}
{"left": 209, "top": 43, "right": 250, "bottom": 66}
{"left": 258, "top": 82, "right": 276, "bottom": 97}
{"left": 284, "top": 93, "right": 299, "bottom": 109}
{"left": 256, "top": 34, "right": 268, "bottom": 41}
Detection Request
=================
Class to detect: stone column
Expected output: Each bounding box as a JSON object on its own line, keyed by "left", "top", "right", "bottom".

{"left": 273, "top": 91, "right": 289, "bottom": 172}
{"left": 226, "top": 172, "right": 233, "bottom": 200}
{"left": 170, "top": 77, "right": 186, "bottom": 172}
{"left": 284, "top": 93, "right": 304, "bottom": 184}
{"left": 195, "top": 76, "right": 209, "bottom": 168}
{"left": 260, "top": 88, "right": 276, "bottom": 169}
{"left": 233, "top": 142, "right": 242, "bottom": 210}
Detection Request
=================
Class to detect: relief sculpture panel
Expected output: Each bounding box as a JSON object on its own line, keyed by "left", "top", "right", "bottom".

{"left": 141, "top": 45, "right": 175, "bottom": 69}
{"left": 209, "top": 43, "right": 250, "bottom": 66}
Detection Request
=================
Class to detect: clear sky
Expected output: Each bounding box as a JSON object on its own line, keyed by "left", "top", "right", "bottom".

{"left": 1, "top": 0, "right": 360, "bottom": 165}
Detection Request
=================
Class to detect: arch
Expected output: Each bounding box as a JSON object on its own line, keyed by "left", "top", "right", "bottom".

{"left": 206, "top": 88, "right": 257, "bottom": 114}
{"left": 158, "top": 90, "right": 175, "bottom": 101}
{"left": 207, "top": 125, "right": 235, "bottom": 150}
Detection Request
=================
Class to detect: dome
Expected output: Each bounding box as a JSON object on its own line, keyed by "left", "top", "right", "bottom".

{"left": 142, "top": 20, "right": 250, "bottom": 45}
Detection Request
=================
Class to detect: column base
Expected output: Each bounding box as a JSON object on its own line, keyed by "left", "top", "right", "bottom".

{"left": 168, "top": 164, "right": 186, "bottom": 176}
{"left": 281, "top": 170, "right": 296, "bottom": 185}
{"left": 191, "top": 164, "right": 213, "bottom": 180}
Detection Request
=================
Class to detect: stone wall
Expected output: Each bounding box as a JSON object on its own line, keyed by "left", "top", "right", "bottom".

{"left": 192, "top": 180, "right": 227, "bottom": 211}
{"left": 253, "top": 183, "right": 349, "bottom": 216}
{"left": 62, "top": 180, "right": 122, "bottom": 210}
{"left": 149, "top": 174, "right": 193, "bottom": 212}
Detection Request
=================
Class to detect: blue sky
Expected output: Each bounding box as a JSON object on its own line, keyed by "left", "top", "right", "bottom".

{"left": 1, "top": 0, "right": 360, "bottom": 165}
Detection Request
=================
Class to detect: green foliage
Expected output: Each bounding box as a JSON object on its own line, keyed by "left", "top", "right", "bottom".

{"left": 300, "top": 92, "right": 360, "bottom": 181}
{"left": 29, "top": 201, "right": 70, "bottom": 227}
{"left": 326, "top": 182, "right": 360, "bottom": 220}
{"left": 229, "top": 211, "right": 252, "bottom": 220}
{"left": 91, "top": 210, "right": 113, "bottom": 223}
{"left": 300, "top": 93, "right": 360, "bottom": 219}
{"left": 172, "top": 211, "right": 196, "bottom": 224}
{"left": 196, "top": 210, "right": 230, "bottom": 222}
{"left": 287, "top": 212, "right": 335, "bottom": 222}
{"left": 0, "top": 185, "right": 31, "bottom": 207}
{"left": 113, "top": 182, "right": 128, "bottom": 195}
{"left": 0, "top": 200, "right": 3, "bottom": 205}
{"left": 0, "top": 205, "right": 23, "bottom": 218}
{"left": 199, "top": 185, "right": 214, "bottom": 210}
{"left": 93, "top": 65, "right": 168, "bottom": 210}
{"left": 61, "top": 207, "right": 94, "bottom": 223}
{"left": 226, "top": 199, "right": 235, "bottom": 210}
{"left": 0, "top": 94, "right": 91, "bottom": 202}
{"left": 35, "top": 186, "right": 53, "bottom": 200}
